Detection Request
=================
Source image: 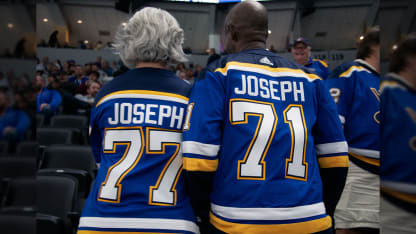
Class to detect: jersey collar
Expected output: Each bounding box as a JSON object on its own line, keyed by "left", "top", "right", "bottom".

{"left": 354, "top": 59, "right": 379, "bottom": 76}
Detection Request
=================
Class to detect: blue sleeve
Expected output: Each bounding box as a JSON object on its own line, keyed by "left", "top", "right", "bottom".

{"left": 313, "top": 79, "right": 348, "bottom": 167}
{"left": 182, "top": 71, "right": 225, "bottom": 172}
{"left": 49, "top": 90, "right": 62, "bottom": 112}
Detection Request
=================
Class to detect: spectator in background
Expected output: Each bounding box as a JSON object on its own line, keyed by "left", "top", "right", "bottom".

{"left": 176, "top": 62, "right": 185, "bottom": 76}
{"left": 91, "top": 62, "right": 106, "bottom": 81}
{"left": 75, "top": 71, "right": 100, "bottom": 95}
{"left": 206, "top": 48, "right": 220, "bottom": 65}
{"left": 48, "top": 30, "right": 59, "bottom": 48}
{"left": 84, "top": 63, "right": 92, "bottom": 75}
{"left": 0, "top": 91, "right": 30, "bottom": 149}
{"left": 95, "top": 41, "right": 104, "bottom": 50}
{"left": 102, "top": 60, "right": 113, "bottom": 76}
{"left": 74, "top": 80, "right": 101, "bottom": 106}
{"left": 291, "top": 37, "right": 330, "bottom": 79}
{"left": 68, "top": 65, "right": 88, "bottom": 86}
{"left": 35, "top": 74, "right": 62, "bottom": 124}
{"left": 194, "top": 64, "right": 202, "bottom": 77}
{"left": 185, "top": 68, "right": 195, "bottom": 85}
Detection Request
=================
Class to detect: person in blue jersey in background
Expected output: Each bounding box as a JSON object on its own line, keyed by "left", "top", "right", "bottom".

{"left": 0, "top": 90, "right": 30, "bottom": 150}
{"left": 291, "top": 37, "right": 330, "bottom": 79}
{"left": 380, "top": 34, "right": 416, "bottom": 234}
{"left": 35, "top": 74, "right": 62, "bottom": 124}
{"left": 326, "top": 27, "right": 380, "bottom": 234}
{"left": 77, "top": 7, "right": 199, "bottom": 234}
{"left": 182, "top": 2, "right": 348, "bottom": 234}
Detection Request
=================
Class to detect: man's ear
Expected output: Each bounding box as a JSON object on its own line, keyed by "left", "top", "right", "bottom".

{"left": 228, "top": 25, "right": 238, "bottom": 41}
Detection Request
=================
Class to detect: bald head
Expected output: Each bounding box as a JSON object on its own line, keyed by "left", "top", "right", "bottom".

{"left": 223, "top": 1, "right": 268, "bottom": 53}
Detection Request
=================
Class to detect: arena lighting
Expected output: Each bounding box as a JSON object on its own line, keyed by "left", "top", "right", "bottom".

{"left": 268, "top": 30, "right": 271, "bottom": 35}
{"left": 359, "top": 35, "right": 364, "bottom": 40}
{"left": 84, "top": 40, "right": 89, "bottom": 44}
{"left": 77, "top": 19, "right": 83, "bottom": 24}
{"left": 43, "top": 18, "right": 48, "bottom": 22}
{"left": 121, "top": 22, "right": 127, "bottom": 27}
{"left": 7, "top": 23, "right": 14, "bottom": 28}
{"left": 392, "top": 44, "right": 398, "bottom": 50}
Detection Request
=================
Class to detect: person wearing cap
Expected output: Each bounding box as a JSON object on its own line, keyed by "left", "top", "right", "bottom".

{"left": 291, "top": 37, "right": 330, "bottom": 79}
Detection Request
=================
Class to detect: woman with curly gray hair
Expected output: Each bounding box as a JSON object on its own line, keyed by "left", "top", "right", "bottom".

{"left": 113, "top": 7, "right": 188, "bottom": 68}
{"left": 77, "top": 7, "right": 199, "bottom": 234}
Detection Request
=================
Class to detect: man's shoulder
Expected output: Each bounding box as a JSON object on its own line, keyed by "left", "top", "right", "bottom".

{"left": 94, "top": 68, "right": 191, "bottom": 106}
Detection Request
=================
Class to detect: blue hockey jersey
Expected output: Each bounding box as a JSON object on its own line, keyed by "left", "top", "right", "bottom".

{"left": 182, "top": 49, "right": 348, "bottom": 233}
{"left": 326, "top": 59, "right": 380, "bottom": 174}
{"left": 78, "top": 68, "right": 199, "bottom": 234}
{"left": 380, "top": 73, "right": 416, "bottom": 211}
{"left": 305, "top": 57, "right": 330, "bottom": 80}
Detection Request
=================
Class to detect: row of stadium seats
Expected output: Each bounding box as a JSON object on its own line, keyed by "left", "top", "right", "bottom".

{"left": 0, "top": 122, "right": 96, "bottom": 234}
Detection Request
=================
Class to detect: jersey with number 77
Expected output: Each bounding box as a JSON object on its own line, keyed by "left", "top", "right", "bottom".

{"left": 182, "top": 49, "right": 348, "bottom": 233}
{"left": 78, "top": 68, "right": 199, "bottom": 234}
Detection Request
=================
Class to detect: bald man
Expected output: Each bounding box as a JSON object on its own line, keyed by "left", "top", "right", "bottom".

{"left": 182, "top": 2, "right": 348, "bottom": 234}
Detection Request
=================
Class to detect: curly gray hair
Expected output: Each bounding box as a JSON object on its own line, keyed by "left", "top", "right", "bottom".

{"left": 113, "top": 7, "right": 187, "bottom": 68}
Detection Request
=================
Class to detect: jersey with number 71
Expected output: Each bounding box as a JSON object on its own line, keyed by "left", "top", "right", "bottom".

{"left": 182, "top": 49, "right": 348, "bottom": 233}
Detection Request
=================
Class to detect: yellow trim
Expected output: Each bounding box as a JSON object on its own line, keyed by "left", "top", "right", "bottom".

{"left": 370, "top": 87, "right": 381, "bottom": 102}
{"left": 284, "top": 104, "right": 308, "bottom": 181}
{"left": 183, "top": 157, "right": 218, "bottom": 172}
{"left": 146, "top": 127, "right": 182, "bottom": 206}
{"left": 214, "top": 61, "right": 321, "bottom": 80}
{"left": 78, "top": 231, "right": 179, "bottom": 234}
{"left": 381, "top": 186, "right": 416, "bottom": 204}
{"left": 98, "top": 127, "right": 144, "bottom": 203}
{"left": 380, "top": 80, "right": 400, "bottom": 89}
{"left": 339, "top": 65, "right": 365, "bottom": 78}
{"left": 183, "top": 103, "right": 194, "bottom": 131}
{"left": 210, "top": 212, "right": 332, "bottom": 234}
{"left": 318, "top": 156, "right": 349, "bottom": 168}
{"left": 349, "top": 152, "right": 380, "bottom": 166}
{"left": 96, "top": 90, "right": 189, "bottom": 107}
{"left": 313, "top": 59, "right": 329, "bottom": 68}
{"left": 229, "top": 99, "right": 277, "bottom": 180}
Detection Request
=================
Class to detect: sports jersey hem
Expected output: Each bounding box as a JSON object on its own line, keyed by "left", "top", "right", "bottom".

{"left": 210, "top": 212, "right": 332, "bottom": 234}
{"left": 78, "top": 217, "right": 199, "bottom": 234}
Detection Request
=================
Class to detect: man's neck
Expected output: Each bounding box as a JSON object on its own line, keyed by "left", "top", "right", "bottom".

{"left": 237, "top": 41, "right": 266, "bottom": 53}
{"left": 363, "top": 56, "right": 379, "bottom": 73}
{"left": 136, "top": 62, "right": 167, "bottom": 69}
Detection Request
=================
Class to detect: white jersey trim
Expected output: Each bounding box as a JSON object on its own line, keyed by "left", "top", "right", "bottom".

{"left": 97, "top": 93, "right": 189, "bottom": 107}
{"left": 349, "top": 147, "right": 379, "bottom": 159}
{"left": 182, "top": 141, "right": 220, "bottom": 157}
{"left": 315, "top": 141, "right": 348, "bottom": 155}
{"left": 218, "top": 64, "right": 319, "bottom": 82}
{"left": 79, "top": 217, "right": 200, "bottom": 233}
{"left": 211, "top": 202, "right": 326, "bottom": 221}
{"left": 339, "top": 115, "right": 346, "bottom": 124}
{"left": 382, "top": 181, "right": 416, "bottom": 195}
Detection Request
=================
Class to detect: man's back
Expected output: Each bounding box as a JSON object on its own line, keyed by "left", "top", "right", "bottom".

{"left": 183, "top": 49, "right": 348, "bottom": 233}
{"left": 78, "top": 68, "right": 199, "bottom": 233}
{"left": 326, "top": 59, "right": 380, "bottom": 173}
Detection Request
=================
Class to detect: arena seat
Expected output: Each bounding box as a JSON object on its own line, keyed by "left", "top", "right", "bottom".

{"left": 36, "top": 128, "right": 73, "bottom": 147}
{"left": 50, "top": 115, "right": 89, "bottom": 144}
{"left": 37, "top": 175, "right": 79, "bottom": 234}
{"left": 0, "top": 213, "right": 36, "bottom": 234}
{"left": 39, "top": 145, "right": 96, "bottom": 198}
{"left": 0, "top": 157, "right": 37, "bottom": 179}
